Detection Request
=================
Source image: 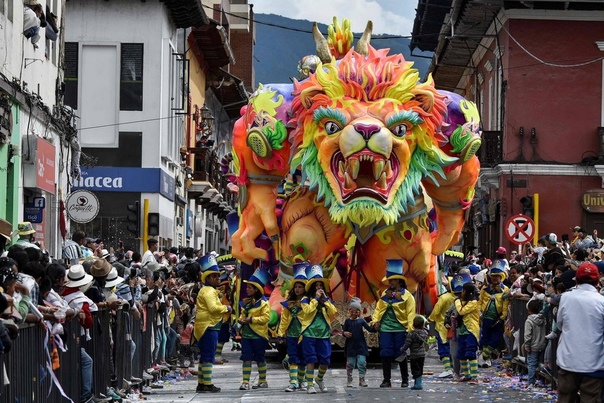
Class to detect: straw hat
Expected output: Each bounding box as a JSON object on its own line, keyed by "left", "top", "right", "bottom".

{"left": 105, "top": 267, "right": 124, "bottom": 288}
{"left": 65, "top": 264, "right": 94, "bottom": 288}
{"left": 90, "top": 258, "right": 112, "bottom": 277}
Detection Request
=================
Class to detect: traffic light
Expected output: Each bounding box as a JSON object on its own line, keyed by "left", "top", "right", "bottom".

{"left": 126, "top": 201, "right": 140, "bottom": 236}
{"left": 520, "top": 195, "right": 534, "bottom": 218}
{"left": 148, "top": 212, "right": 160, "bottom": 236}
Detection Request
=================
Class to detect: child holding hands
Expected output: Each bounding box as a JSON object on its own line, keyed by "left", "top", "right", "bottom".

{"left": 343, "top": 297, "right": 376, "bottom": 387}
{"left": 396, "top": 315, "right": 429, "bottom": 390}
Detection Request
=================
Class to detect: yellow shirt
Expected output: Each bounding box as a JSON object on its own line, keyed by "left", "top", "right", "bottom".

{"left": 454, "top": 299, "right": 480, "bottom": 341}
{"left": 193, "top": 286, "right": 230, "bottom": 341}
{"left": 428, "top": 292, "right": 456, "bottom": 341}
{"left": 371, "top": 288, "right": 416, "bottom": 331}
{"left": 299, "top": 296, "right": 337, "bottom": 334}
{"left": 478, "top": 284, "right": 510, "bottom": 320}
{"left": 239, "top": 297, "right": 271, "bottom": 340}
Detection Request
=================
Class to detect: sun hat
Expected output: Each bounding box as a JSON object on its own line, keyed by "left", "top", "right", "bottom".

{"left": 90, "top": 258, "right": 112, "bottom": 277}
{"left": 100, "top": 249, "right": 111, "bottom": 259}
{"left": 18, "top": 222, "right": 36, "bottom": 236}
{"left": 0, "top": 218, "right": 12, "bottom": 241}
{"left": 105, "top": 267, "right": 124, "bottom": 288}
{"left": 65, "top": 264, "right": 94, "bottom": 288}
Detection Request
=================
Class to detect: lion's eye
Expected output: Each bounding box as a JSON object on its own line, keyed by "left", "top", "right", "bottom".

{"left": 390, "top": 124, "right": 408, "bottom": 137}
{"left": 324, "top": 121, "right": 341, "bottom": 135}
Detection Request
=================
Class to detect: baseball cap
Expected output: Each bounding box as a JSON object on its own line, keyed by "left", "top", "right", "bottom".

{"left": 546, "top": 233, "right": 558, "bottom": 245}
{"left": 496, "top": 246, "right": 507, "bottom": 255}
{"left": 572, "top": 226, "right": 582, "bottom": 231}
{"left": 576, "top": 262, "right": 599, "bottom": 284}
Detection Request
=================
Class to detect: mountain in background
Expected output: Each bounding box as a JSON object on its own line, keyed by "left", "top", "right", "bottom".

{"left": 253, "top": 13, "right": 433, "bottom": 87}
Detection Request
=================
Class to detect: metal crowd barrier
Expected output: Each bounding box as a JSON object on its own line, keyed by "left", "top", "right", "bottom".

{"left": 0, "top": 304, "right": 159, "bottom": 402}
{"left": 507, "top": 298, "right": 558, "bottom": 383}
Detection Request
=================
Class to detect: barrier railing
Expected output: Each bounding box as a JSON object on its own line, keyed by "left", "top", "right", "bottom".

{"left": 0, "top": 304, "right": 159, "bottom": 402}
{"left": 507, "top": 298, "right": 558, "bottom": 383}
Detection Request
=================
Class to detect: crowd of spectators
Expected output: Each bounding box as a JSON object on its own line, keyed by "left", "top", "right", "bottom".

{"left": 0, "top": 226, "right": 226, "bottom": 402}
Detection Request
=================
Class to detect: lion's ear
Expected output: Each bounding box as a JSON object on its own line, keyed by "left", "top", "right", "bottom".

{"left": 413, "top": 91, "right": 435, "bottom": 114}
{"left": 300, "top": 87, "right": 324, "bottom": 109}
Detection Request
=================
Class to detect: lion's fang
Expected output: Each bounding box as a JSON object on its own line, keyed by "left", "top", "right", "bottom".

{"left": 373, "top": 160, "right": 385, "bottom": 181}
{"left": 344, "top": 172, "right": 355, "bottom": 189}
{"left": 348, "top": 159, "right": 360, "bottom": 180}
{"left": 338, "top": 161, "right": 344, "bottom": 177}
{"left": 377, "top": 172, "right": 387, "bottom": 190}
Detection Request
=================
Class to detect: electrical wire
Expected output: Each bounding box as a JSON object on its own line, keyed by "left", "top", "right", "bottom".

{"left": 200, "top": 3, "right": 437, "bottom": 40}
{"left": 77, "top": 114, "right": 190, "bottom": 131}
{"left": 497, "top": 17, "right": 604, "bottom": 68}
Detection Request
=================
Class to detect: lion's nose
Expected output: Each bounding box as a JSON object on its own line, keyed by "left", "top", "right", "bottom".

{"left": 354, "top": 123, "right": 381, "bottom": 141}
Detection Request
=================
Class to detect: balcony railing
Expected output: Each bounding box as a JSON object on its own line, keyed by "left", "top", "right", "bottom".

{"left": 190, "top": 146, "right": 237, "bottom": 208}
{"left": 478, "top": 130, "right": 503, "bottom": 166}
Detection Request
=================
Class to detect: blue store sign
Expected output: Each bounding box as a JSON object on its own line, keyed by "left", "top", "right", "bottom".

{"left": 74, "top": 167, "right": 175, "bottom": 199}
{"left": 24, "top": 203, "right": 43, "bottom": 224}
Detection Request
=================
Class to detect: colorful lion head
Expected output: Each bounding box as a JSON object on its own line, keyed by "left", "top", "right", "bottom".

{"left": 289, "top": 46, "right": 457, "bottom": 227}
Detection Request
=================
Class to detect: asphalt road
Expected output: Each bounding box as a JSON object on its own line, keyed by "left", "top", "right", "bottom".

{"left": 140, "top": 344, "right": 556, "bottom": 402}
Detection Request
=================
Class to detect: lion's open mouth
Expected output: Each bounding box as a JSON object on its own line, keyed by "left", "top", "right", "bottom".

{"left": 330, "top": 150, "right": 399, "bottom": 203}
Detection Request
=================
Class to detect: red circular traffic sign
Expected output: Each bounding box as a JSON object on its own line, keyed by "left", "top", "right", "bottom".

{"left": 505, "top": 214, "right": 535, "bottom": 245}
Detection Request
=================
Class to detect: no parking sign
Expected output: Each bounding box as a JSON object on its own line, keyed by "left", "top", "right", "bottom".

{"left": 505, "top": 214, "right": 535, "bottom": 245}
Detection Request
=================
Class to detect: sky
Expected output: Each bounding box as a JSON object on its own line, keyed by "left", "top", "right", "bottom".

{"left": 249, "top": 0, "right": 418, "bottom": 37}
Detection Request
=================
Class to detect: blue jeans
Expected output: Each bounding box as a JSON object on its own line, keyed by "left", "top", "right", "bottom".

{"left": 166, "top": 327, "right": 178, "bottom": 358}
{"left": 347, "top": 355, "right": 367, "bottom": 377}
{"left": 81, "top": 348, "right": 93, "bottom": 401}
{"left": 527, "top": 350, "right": 542, "bottom": 385}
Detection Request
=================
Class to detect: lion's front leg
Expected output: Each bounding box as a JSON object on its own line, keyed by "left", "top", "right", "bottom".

{"left": 423, "top": 156, "right": 480, "bottom": 255}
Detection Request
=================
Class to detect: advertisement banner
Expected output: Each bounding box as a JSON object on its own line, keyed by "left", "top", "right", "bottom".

{"left": 36, "top": 137, "right": 56, "bottom": 194}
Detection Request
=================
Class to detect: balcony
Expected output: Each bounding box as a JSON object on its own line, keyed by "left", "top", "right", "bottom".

{"left": 477, "top": 131, "right": 503, "bottom": 167}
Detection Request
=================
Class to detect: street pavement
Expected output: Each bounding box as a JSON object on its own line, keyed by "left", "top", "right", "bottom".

{"left": 141, "top": 344, "right": 556, "bottom": 402}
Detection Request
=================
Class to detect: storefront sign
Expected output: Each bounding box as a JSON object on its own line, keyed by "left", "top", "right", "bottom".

{"left": 24, "top": 204, "right": 43, "bottom": 224}
{"left": 66, "top": 190, "right": 100, "bottom": 223}
{"left": 74, "top": 167, "right": 175, "bottom": 200}
{"left": 581, "top": 189, "right": 604, "bottom": 213}
{"left": 36, "top": 137, "right": 56, "bottom": 194}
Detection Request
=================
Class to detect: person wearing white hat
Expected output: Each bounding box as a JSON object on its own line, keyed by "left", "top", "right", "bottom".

{"left": 62, "top": 265, "right": 112, "bottom": 403}
{"left": 278, "top": 262, "right": 309, "bottom": 392}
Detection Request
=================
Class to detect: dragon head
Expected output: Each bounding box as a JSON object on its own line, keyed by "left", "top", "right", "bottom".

{"left": 290, "top": 46, "right": 457, "bottom": 227}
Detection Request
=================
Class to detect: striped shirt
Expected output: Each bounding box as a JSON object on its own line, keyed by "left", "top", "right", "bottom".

{"left": 62, "top": 240, "right": 83, "bottom": 262}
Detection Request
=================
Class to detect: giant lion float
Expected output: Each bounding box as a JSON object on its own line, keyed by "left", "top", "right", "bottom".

{"left": 226, "top": 18, "right": 481, "bottom": 331}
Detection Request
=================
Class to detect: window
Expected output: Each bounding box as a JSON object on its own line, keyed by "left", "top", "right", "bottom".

{"left": 64, "top": 42, "right": 79, "bottom": 109}
{"left": 120, "top": 43, "right": 144, "bottom": 111}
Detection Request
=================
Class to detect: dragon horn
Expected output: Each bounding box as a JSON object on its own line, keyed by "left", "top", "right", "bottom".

{"left": 313, "top": 22, "right": 332, "bottom": 64}
{"left": 356, "top": 20, "right": 373, "bottom": 56}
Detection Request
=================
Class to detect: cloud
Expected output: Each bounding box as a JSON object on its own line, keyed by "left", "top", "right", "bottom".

{"left": 250, "top": 0, "right": 416, "bottom": 36}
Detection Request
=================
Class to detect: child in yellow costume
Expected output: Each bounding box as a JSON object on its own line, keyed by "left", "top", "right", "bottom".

{"left": 277, "top": 262, "right": 309, "bottom": 392}
{"left": 455, "top": 281, "right": 481, "bottom": 383}
{"left": 193, "top": 254, "right": 232, "bottom": 393}
{"left": 371, "top": 259, "right": 416, "bottom": 388}
{"left": 300, "top": 264, "right": 337, "bottom": 394}
{"left": 428, "top": 277, "right": 456, "bottom": 378}
{"left": 238, "top": 268, "right": 271, "bottom": 390}
{"left": 478, "top": 261, "right": 509, "bottom": 367}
